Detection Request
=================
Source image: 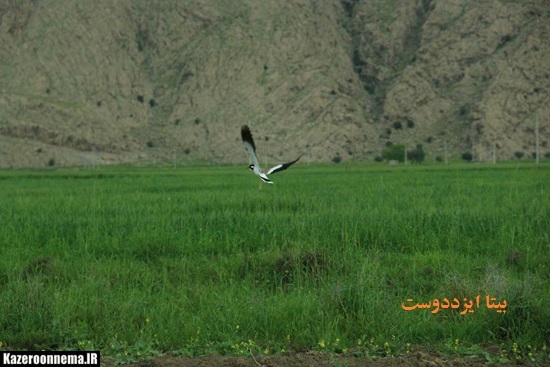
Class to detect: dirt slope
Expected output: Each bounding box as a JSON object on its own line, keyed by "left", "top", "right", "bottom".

{"left": 0, "top": 0, "right": 547, "bottom": 168}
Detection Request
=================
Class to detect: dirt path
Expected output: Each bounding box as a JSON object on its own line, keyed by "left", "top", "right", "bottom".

{"left": 105, "top": 351, "right": 512, "bottom": 367}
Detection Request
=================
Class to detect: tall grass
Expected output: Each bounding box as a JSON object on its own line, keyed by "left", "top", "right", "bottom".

{"left": 0, "top": 163, "right": 548, "bottom": 358}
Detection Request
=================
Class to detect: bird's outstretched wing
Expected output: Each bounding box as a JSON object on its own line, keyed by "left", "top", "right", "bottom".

{"left": 266, "top": 156, "right": 301, "bottom": 175}
{"left": 241, "top": 125, "right": 260, "bottom": 168}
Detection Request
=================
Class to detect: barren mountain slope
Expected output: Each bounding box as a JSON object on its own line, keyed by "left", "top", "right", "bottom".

{"left": 0, "top": 0, "right": 547, "bottom": 167}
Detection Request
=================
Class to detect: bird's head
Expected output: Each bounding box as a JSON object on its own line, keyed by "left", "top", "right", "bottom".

{"left": 248, "top": 164, "right": 255, "bottom": 171}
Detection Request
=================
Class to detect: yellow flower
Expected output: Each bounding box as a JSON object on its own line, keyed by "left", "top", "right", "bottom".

{"left": 384, "top": 341, "right": 391, "bottom": 355}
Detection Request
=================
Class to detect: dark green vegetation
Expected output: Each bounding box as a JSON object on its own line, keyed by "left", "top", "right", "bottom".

{"left": 0, "top": 163, "right": 548, "bottom": 363}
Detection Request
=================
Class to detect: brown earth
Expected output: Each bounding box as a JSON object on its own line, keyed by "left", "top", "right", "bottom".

{"left": 103, "top": 351, "right": 511, "bottom": 367}
{"left": 0, "top": 0, "right": 548, "bottom": 168}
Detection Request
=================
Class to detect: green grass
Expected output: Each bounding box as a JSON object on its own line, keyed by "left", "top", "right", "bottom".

{"left": 0, "top": 162, "right": 548, "bottom": 363}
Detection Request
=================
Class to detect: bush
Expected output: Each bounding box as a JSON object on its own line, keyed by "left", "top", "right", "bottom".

{"left": 407, "top": 144, "right": 425, "bottom": 163}
{"left": 514, "top": 151, "right": 524, "bottom": 159}
{"left": 382, "top": 144, "right": 405, "bottom": 162}
{"left": 461, "top": 152, "right": 473, "bottom": 162}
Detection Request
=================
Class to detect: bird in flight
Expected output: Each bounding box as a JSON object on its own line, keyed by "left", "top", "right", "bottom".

{"left": 241, "top": 125, "right": 300, "bottom": 190}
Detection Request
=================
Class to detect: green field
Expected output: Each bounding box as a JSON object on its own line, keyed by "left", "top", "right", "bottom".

{"left": 0, "top": 162, "right": 548, "bottom": 363}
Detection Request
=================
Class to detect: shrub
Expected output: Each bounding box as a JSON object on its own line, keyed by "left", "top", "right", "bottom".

{"left": 461, "top": 152, "right": 473, "bottom": 162}
{"left": 382, "top": 144, "right": 405, "bottom": 162}
{"left": 407, "top": 144, "right": 425, "bottom": 163}
{"left": 514, "top": 151, "right": 524, "bottom": 159}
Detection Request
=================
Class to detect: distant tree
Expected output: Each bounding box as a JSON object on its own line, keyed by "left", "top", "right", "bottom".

{"left": 461, "top": 152, "right": 473, "bottom": 162}
{"left": 382, "top": 144, "right": 405, "bottom": 162}
{"left": 392, "top": 121, "right": 402, "bottom": 130}
{"left": 407, "top": 144, "right": 425, "bottom": 163}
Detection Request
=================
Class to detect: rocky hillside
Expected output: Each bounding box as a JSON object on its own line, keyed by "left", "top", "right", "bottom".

{"left": 0, "top": 0, "right": 548, "bottom": 168}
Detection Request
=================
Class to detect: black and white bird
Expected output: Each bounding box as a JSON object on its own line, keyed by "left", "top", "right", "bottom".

{"left": 241, "top": 125, "right": 300, "bottom": 189}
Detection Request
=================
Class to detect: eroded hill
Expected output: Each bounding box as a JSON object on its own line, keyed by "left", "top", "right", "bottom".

{"left": 0, "top": 0, "right": 548, "bottom": 167}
